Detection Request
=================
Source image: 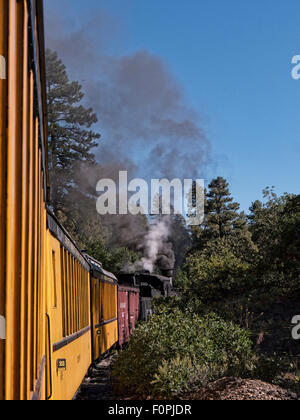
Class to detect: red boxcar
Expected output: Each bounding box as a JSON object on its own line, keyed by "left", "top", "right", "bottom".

{"left": 118, "top": 285, "right": 140, "bottom": 346}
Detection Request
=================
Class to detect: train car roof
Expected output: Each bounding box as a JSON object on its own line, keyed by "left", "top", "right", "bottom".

{"left": 46, "top": 212, "right": 118, "bottom": 283}
{"left": 46, "top": 211, "right": 90, "bottom": 271}
{"left": 84, "top": 254, "right": 118, "bottom": 283}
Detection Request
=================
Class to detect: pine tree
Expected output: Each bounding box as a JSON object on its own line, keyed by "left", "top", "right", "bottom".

{"left": 46, "top": 49, "right": 101, "bottom": 214}
{"left": 191, "top": 177, "right": 257, "bottom": 261}
{"left": 192, "top": 178, "right": 242, "bottom": 245}
{"left": 205, "top": 177, "right": 243, "bottom": 238}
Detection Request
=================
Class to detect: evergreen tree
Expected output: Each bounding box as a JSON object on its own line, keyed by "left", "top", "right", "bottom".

{"left": 192, "top": 177, "right": 255, "bottom": 256}
{"left": 205, "top": 177, "right": 244, "bottom": 238}
{"left": 46, "top": 48, "right": 101, "bottom": 214}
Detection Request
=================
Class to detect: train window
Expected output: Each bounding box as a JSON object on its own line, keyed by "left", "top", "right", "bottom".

{"left": 60, "top": 247, "right": 66, "bottom": 337}
{"left": 52, "top": 251, "right": 58, "bottom": 309}
{"left": 70, "top": 256, "right": 74, "bottom": 334}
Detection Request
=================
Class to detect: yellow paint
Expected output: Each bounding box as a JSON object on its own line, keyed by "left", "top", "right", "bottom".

{"left": 50, "top": 332, "right": 91, "bottom": 401}
{"left": 0, "top": 0, "right": 8, "bottom": 402}
{"left": 20, "top": 1, "right": 29, "bottom": 399}
{"left": 45, "top": 231, "right": 92, "bottom": 400}
{"left": 0, "top": 0, "right": 49, "bottom": 400}
{"left": 91, "top": 277, "right": 118, "bottom": 361}
{"left": 0, "top": 1, "right": 119, "bottom": 400}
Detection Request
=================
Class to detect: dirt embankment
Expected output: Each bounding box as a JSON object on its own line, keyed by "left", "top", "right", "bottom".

{"left": 185, "top": 377, "right": 298, "bottom": 401}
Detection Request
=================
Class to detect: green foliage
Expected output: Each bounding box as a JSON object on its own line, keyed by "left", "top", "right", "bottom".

{"left": 46, "top": 49, "right": 100, "bottom": 213}
{"left": 173, "top": 269, "right": 190, "bottom": 290}
{"left": 86, "top": 240, "right": 142, "bottom": 273}
{"left": 191, "top": 177, "right": 254, "bottom": 251}
{"left": 249, "top": 188, "right": 286, "bottom": 250}
{"left": 152, "top": 356, "right": 208, "bottom": 398}
{"left": 168, "top": 214, "right": 191, "bottom": 271}
{"left": 183, "top": 239, "right": 256, "bottom": 303}
{"left": 182, "top": 177, "right": 259, "bottom": 307}
{"left": 252, "top": 354, "right": 290, "bottom": 384}
{"left": 113, "top": 308, "right": 254, "bottom": 398}
{"left": 181, "top": 181, "right": 299, "bottom": 311}
{"left": 248, "top": 190, "right": 300, "bottom": 294}
{"left": 174, "top": 182, "right": 300, "bottom": 393}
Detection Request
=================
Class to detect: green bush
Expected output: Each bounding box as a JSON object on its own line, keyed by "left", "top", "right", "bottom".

{"left": 152, "top": 356, "right": 207, "bottom": 398}
{"left": 185, "top": 248, "right": 253, "bottom": 302}
{"left": 252, "top": 354, "right": 290, "bottom": 383}
{"left": 112, "top": 308, "right": 254, "bottom": 398}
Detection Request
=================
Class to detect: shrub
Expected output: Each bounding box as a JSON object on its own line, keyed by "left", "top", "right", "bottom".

{"left": 252, "top": 354, "right": 290, "bottom": 383}
{"left": 186, "top": 249, "right": 252, "bottom": 302}
{"left": 112, "top": 308, "right": 254, "bottom": 398}
{"left": 151, "top": 356, "right": 208, "bottom": 398}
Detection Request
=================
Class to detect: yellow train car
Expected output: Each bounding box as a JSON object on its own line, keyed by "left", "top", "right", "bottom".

{"left": 46, "top": 213, "right": 92, "bottom": 400}
{"left": 0, "top": 0, "right": 49, "bottom": 400}
{"left": 0, "top": 0, "right": 119, "bottom": 400}
{"left": 85, "top": 255, "right": 119, "bottom": 362}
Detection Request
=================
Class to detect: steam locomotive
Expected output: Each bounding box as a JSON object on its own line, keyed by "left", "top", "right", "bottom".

{"left": 117, "top": 271, "right": 173, "bottom": 323}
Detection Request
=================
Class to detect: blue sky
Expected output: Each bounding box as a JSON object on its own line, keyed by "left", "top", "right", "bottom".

{"left": 45, "top": 0, "right": 300, "bottom": 212}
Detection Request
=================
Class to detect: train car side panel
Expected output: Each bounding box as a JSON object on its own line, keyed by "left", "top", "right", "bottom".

{"left": 118, "top": 287, "right": 129, "bottom": 347}
{"left": 101, "top": 320, "right": 118, "bottom": 355}
{"left": 91, "top": 276, "right": 118, "bottom": 360}
{"left": 101, "top": 281, "right": 118, "bottom": 354}
{"left": 5, "top": 0, "right": 24, "bottom": 399}
{"left": 45, "top": 230, "right": 92, "bottom": 400}
{"left": 50, "top": 331, "right": 92, "bottom": 400}
{"left": 118, "top": 284, "right": 140, "bottom": 347}
{"left": 129, "top": 290, "right": 140, "bottom": 335}
{"left": 0, "top": 0, "right": 8, "bottom": 401}
{"left": 0, "top": 0, "right": 48, "bottom": 400}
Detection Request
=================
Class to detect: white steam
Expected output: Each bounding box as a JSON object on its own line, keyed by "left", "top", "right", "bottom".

{"left": 140, "top": 218, "right": 171, "bottom": 273}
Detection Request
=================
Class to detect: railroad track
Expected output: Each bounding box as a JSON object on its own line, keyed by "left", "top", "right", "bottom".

{"left": 76, "top": 357, "right": 116, "bottom": 401}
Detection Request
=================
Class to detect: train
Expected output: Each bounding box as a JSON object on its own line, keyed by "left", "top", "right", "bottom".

{"left": 0, "top": 0, "right": 172, "bottom": 400}
{"left": 117, "top": 272, "right": 173, "bottom": 323}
